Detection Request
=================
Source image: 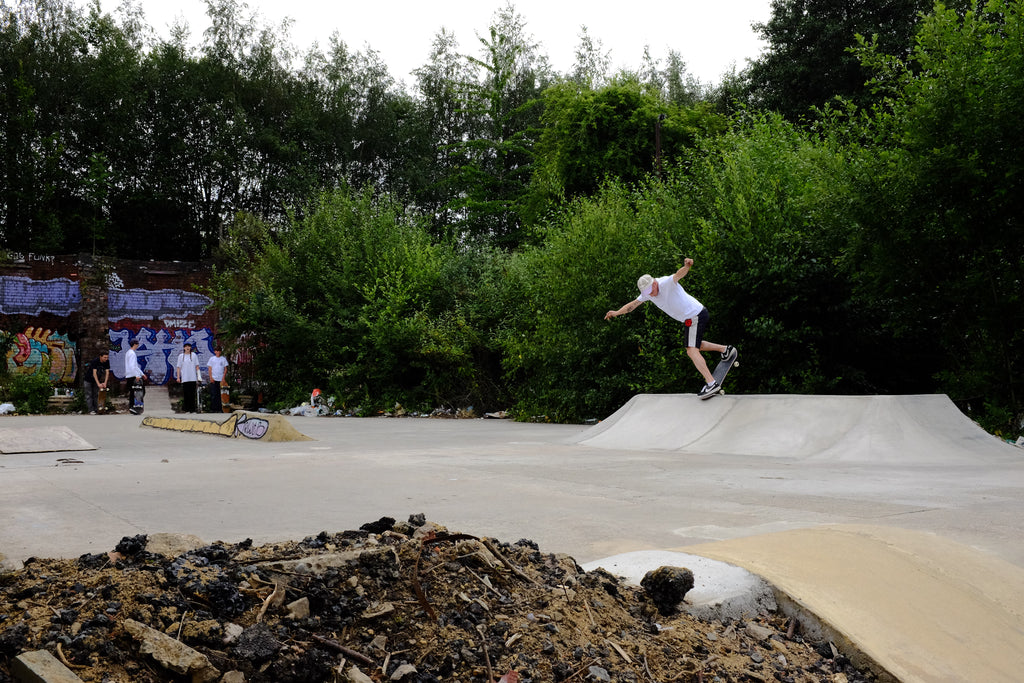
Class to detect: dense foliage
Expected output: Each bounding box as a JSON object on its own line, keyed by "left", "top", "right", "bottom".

{"left": 2, "top": 0, "right": 1022, "bottom": 436}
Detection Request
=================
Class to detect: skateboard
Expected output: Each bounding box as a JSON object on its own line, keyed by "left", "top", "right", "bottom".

{"left": 220, "top": 379, "right": 230, "bottom": 413}
{"left": 131, "top": 380, "right": 145, "bottom": 414}
{"left": 703, "top": 351, "right": 738, "bottom": 399}
{"left": 98, "top": 387, "right": 107, "bottom": 413}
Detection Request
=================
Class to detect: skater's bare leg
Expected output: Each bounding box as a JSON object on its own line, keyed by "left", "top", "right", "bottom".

{"left": 686, "top": 346, "right": 716, "bottom": 385}
{"left": 700, "top": 341, "right": 726, "bottom": 354}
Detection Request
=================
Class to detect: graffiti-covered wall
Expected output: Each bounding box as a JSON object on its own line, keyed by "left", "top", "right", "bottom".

{"left": 1, "top": 253, "right": 218, "bottom": 385}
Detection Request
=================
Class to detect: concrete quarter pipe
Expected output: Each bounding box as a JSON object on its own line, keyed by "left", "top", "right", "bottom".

{"left": 574, "top": 393, "right": 1015, "bottom": 463}
{"left": 577, "top": 393, "right": 1024, "bottom": 682}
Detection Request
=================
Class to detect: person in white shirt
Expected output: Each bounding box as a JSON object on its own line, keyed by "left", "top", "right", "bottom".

{"left": 206, "top": 347, "right": 229, "bottom": 413}
{"left": 124, "top": 339, "right": 144, "bottom": 415}
{"left": 175, "top": 342, "right": 202, "bottom": 413}
{"left": 604, "top": 258, "right": 737, "bottom": 399}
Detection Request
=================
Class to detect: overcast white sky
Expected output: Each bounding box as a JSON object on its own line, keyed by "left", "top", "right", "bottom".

{"left": 85, "top": 0, "right": 772, "bottom": 85}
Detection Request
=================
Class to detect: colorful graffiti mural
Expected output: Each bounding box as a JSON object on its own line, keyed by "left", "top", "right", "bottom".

{"left": 2, "top": 269, "right": 217, "bottom": 384}
{"left": 109, "top": 327, "right": 217, "bottom": 385}
{"left": 5, "top": 327, "right": 78, "bottom": 382}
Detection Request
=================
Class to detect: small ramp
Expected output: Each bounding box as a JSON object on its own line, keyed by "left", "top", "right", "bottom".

{"left": 0, "top": 425, "right": 96, "bottom": 454}
{"left": 141, "top": 411, "right": 312, "bottom": 442}
{"left": 683, "top": 525, "right": 1024, "bottom": 683}
{"left": 575, "top": 394, "right": 1017, "bottom": 463}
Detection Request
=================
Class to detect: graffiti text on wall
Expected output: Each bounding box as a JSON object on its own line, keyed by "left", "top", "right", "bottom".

{"left": 5, "top": 327, "right": 78, "bottom": 382}
{"left": 0, "top": 276, "right": 212, "bottom": 323}
{"left": 0, "top": 276, "right": 82, "bottom": 316}
{"left": 109, "top": 327, "right": 217, "bottom": 386}
{"left": 7, "top": 252, "right": 56, "bottom": 265}
{"left": 107, "top": 288, "right": 212, "bottom": 322}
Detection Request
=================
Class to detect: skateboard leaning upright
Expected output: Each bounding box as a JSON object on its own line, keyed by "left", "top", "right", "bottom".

{"left": 220, "top": 379, "right": 231, "bottom": 413}
{"left": 130, "top": 380, "right": 145, "bottom": 414}
{"left": 702, "top": 351, "right": 739, "bottom": 399}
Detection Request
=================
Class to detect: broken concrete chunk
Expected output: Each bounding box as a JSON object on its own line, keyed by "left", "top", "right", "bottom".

{"left": 145, "top": 533, "right": 206, "bottom": 558}
{"left": 745, "top": 621, "right": 775, "bottom": 641}
{"left": 256, "top": 546, "right": 398, "bottom": 576}
{"left": 362, "top": 601, "right": 395, "bottom": 619}
{"left": 122, "top": 618, "right": 220, "bottom": 682}
{"left": 10, "top": 649, "right": 84, "bottom": 683}
{"left": 285, "top": 597, "right": 310, "bottom": 620}
{"left": 347, "top": 666, "right": 374, "bottom": 683}
{"left": 390, "top": 663, "right": 417, "bottom": 680}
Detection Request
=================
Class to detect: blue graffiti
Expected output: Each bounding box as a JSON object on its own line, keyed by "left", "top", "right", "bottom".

{"left": 0, "top": 276, "right": 81, "bottom": 316}
{"left": 109, "top": 328, "right": 216, "bottom": 385}
{"left": 108, "top": 288, "right": 212, "bottom": 321}
{"left": 0, "top": 277, "right": 211, "bottom": 321}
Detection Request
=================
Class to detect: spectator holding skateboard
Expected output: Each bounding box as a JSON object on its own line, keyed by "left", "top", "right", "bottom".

{"left": 84, "top": 351, "right": 110, "bottom": 414}
{"left": 604, "top": 258, "right": 736, "bottom": 399}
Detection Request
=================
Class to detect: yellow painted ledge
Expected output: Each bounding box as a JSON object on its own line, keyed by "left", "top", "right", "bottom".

{"left": 141, "top": 411, "right": 313, "bottom": 442}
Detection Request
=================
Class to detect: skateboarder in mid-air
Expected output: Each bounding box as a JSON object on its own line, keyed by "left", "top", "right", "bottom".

{"left": 604, "top": 258, "right": 737, "bottom": 399}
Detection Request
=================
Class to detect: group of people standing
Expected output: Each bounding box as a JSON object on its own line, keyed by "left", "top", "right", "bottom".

{"left": 83, "top": 341, "right": 229, "bottom": 414}
{"left": 174, "top": 343, "right": 229, "bottom": 413}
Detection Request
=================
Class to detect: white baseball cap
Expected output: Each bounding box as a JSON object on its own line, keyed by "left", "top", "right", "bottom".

{"left": 637, "top": 274, "right": 654, "bottom": 296}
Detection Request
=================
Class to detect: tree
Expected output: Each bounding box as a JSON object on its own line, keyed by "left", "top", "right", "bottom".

{"left": 569, "top": 26, "right": 610, "bottom": 90}
{"left": 448, "top": 3, "right": 553, "bottom": 247}
{"left": 746, "top": 0, "right": 931, "bottom": 120}
{"left": 847, "top": 0, "right": 1024, "bottom": 431}
{"left": 528, "top": 79, "right": 728, "bottom": 208}
{"left": 0, "top": 0, "right": 93, "bottom": 253}
{"left": 411, "top": 30, "right": 478, "bottom": 238}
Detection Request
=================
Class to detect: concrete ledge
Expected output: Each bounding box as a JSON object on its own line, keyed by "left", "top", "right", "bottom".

{"left": 140, "top": 411, "right": 312, "bottom": 442}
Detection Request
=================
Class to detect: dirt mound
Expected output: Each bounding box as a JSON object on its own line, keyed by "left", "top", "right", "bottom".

{"left": 0, "top": 516, "right": 871, "bottom": 682}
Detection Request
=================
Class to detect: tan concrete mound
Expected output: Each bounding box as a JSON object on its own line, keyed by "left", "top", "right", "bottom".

{"left": 577, "top": 393, "right": 1016, "bottom": 462}
{"left": 683, "top": 525, "right": 1024, "bottom": 683}
{"left": 0, "top": 425, "right": 96, "bottom": 454}
{"left": 141, "top": 411, "right": 312, "bottom": 442}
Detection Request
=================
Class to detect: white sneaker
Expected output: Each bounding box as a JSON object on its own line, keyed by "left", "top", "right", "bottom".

{"left": 697, "top": 382, "right": 721, "bottom": 400}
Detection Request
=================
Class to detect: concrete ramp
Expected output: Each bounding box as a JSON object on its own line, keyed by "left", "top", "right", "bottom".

{"left": 0, "top": 425, "right": 96, "bottom": 454}
{"left": 141, "top": 411, "right": 313, "bottom": 442}
{"left": 576, "top": 394, "right": 1016, "bottom": 462}
{"left": 683, "top": 525, "right": 1024, "bottom": 683}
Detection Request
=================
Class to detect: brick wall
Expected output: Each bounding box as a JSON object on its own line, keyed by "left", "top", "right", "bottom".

{"left": 1, "top": 253, "right": 218, "bottom": 385}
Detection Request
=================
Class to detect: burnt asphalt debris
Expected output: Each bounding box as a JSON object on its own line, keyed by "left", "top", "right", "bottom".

{"left": 0, "top": 515, "right": 874, "bottom": 682}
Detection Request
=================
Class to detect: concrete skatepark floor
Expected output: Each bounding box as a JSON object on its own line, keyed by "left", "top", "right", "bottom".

{"left": 2, "top": 391, "right": 1024, "bottom": 681}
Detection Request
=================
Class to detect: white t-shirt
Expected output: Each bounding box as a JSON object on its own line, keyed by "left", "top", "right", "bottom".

{"left": 636, "top": 275, "right": 704, "bottom": 323}
{"left": 176, "top": 352, "right": 200, "bottom": 383}
{"left": 124, "top": 348, "right": 142, "bottom": 379}
{"left": 207, "top": 355, "right": 229, "bottom": 382}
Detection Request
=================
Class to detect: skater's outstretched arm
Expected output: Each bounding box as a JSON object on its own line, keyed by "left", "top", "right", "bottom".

{"left": 605, "top": 298, "right": 643, "bottom": 320}
{"left": 671, "top": 258, "right": 694, "bottom": 283}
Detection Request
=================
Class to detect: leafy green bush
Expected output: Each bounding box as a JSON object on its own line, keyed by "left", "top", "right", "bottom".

{"left": 501, "top": 181, "right": 685, "bottom": 422}
{"left": 212, "top": 186, "right": 514, "bottom": 414}
{"left": 2, "top": 369, "right": 53, "bottom": 414}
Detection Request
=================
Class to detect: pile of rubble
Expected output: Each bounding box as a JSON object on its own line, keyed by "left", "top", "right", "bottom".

{"left": 0, "top": 515, "right": 871, "bottom": 682}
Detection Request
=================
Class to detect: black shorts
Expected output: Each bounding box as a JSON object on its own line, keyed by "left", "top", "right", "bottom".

{"left": 684, "top": 307, "right": 710, "bottom": 348}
